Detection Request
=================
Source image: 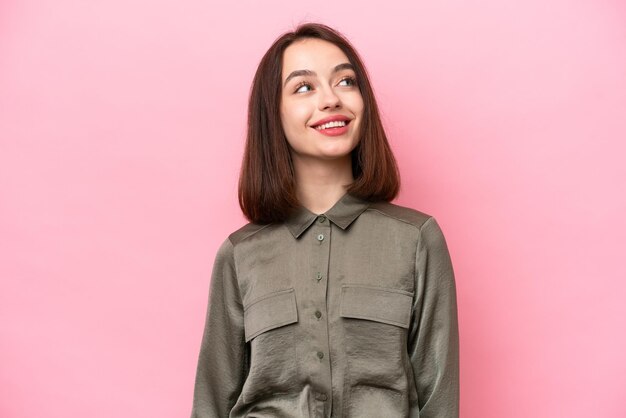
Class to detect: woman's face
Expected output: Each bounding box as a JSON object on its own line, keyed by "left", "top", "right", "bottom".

{"left": 280, "top": 38, "right": 364, "bottom": 165}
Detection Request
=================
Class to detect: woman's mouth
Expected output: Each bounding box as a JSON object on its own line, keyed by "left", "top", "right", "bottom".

{"left": 311, "top": 120, "right": 351, "bottom": 137}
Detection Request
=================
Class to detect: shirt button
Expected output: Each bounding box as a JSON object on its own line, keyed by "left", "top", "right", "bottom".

{"left": 315, "top": 310, "right": 322, "bottom": 318}
{"left": 317, "top": 233, "right": 324, "bottom": 241}
{"left": 318, "top": 215, "right": 326, "bottom": 223}
{"left": 317, "top": 351, "right": 324, "bottom": 359}
{"left": 316, "top": 272, "right": 322, "bottom": 281}
{"left": 316, "top": 393, "right": 328, "bottom": 401}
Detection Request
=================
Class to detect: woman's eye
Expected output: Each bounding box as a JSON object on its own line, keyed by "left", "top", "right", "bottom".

{"left": 338, "top": 76, "right": 356, "bottom": 87}
{"left": 295, "top": 82, "right": 312, "bottom": 93}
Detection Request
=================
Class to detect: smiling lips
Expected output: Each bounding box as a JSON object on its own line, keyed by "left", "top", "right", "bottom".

{"left": 311, "top": 114, "right": 350, "bottom": 127}
{"left": 312, "top": 120, "right": 351, "bottom": 136}
{"left": 311, "top": 115, "right": 352, "bottom": 136}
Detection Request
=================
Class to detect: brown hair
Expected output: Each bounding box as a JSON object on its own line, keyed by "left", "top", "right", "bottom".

{"left": 238, "top": 22, "right": 401, "bottom": 224}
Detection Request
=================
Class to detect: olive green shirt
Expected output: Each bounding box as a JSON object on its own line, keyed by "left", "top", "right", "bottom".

{"left": 190, "top": 192, "right": 459, "bottom": 417}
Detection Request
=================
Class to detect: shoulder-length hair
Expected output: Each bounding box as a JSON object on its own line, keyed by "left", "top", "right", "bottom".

{"left": 239, "top": 22, "right": 400, "bottom": 224}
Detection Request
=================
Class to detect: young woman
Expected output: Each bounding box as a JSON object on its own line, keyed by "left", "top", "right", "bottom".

{"left": 191, "top": 22, "right": 459, "bottom": 418}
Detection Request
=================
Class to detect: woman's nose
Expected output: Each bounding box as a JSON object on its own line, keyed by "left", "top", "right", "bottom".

{"left": 318, "top": 86, "right": 341, "bottom": 109}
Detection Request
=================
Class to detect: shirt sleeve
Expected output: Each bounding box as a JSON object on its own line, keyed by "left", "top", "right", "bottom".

{"left": 190, "top": 237, "right": 248, "bottom": 417}
{"left": 408, "top": 217, "right": 460, "bottom": 418}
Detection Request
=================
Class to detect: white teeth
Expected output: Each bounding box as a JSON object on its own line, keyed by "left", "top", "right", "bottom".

{"left": 315, "top": 120, "right": 347, "bottom": 130}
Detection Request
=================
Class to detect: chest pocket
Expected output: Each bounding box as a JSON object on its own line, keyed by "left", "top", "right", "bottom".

{"left": 339, "top": 283, "right": 414, "bottom": 400}
{"left": 339, "top": 284, "right": 413, "bottom": 328}
{"left": 243, "top": 288, "right": 298, "bottom": 342}
{"left": 241, "top": 288, "right": 299, "bottom": 404}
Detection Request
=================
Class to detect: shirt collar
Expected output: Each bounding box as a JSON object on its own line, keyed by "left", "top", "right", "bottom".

{"left": 285, "top": 192, "right": 371, "bottom": 239}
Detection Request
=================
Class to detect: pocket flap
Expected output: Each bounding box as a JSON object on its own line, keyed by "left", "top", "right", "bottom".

{"left": 340, "top": 284, "right": 414, "bottom": 328}
{"left": 243, "top": 288, "right": 298, "bottom": 342}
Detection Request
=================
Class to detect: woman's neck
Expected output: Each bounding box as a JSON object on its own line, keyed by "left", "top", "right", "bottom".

{"left": 293, "top": 154, "right": 354, "bottom": 215}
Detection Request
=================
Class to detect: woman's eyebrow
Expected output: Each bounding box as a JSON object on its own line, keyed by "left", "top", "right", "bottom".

{"left": 283, "top": 63, "right": 354, "bottom": 87}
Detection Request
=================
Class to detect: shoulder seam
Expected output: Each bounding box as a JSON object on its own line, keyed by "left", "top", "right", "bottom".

{"left": 228, "top": 222, "right": 274, "bottom": 246}
{"left": 365, "top": 207, "right": 433, "bottom": 231}
{"left": 421, "top": 215, "right": 435, "bottom": 231}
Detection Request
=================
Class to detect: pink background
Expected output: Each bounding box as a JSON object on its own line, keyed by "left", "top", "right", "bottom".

{"left": 1, "top": 1, "right": 625, "bottom": 417}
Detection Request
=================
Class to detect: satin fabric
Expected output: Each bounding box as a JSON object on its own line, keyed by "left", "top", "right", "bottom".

{"left": 190, "top": 192, "right": 459, "bottom": 417}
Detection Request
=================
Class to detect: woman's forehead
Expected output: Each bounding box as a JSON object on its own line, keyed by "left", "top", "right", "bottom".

{"left": 282, "top": 39, "right": 350, "bottom": 77}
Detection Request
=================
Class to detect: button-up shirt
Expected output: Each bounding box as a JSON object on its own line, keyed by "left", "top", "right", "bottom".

{"left": 191, "top": 192, "right": 459, "bottom": 417}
